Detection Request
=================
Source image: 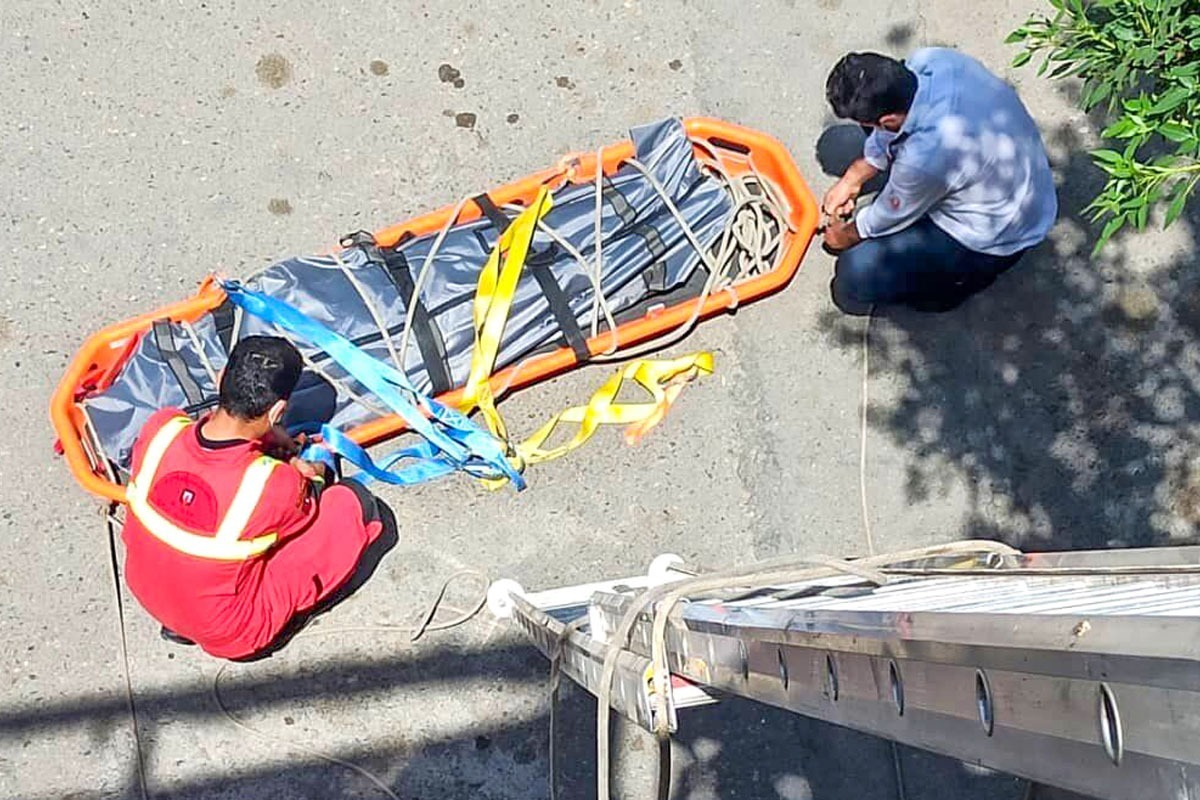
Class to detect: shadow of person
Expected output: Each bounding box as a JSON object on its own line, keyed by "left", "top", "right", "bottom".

{"left": 815, "top": 123, "right": 887, "bottom": 194}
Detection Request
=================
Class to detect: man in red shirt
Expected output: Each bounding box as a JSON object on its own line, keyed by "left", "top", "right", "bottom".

{"left": 121, "top": 335, "right": 383, "bottom": 659}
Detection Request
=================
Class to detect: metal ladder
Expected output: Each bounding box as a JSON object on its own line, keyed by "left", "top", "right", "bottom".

{"left": 487, "top": 542, "right": 1200, "bottom": 800}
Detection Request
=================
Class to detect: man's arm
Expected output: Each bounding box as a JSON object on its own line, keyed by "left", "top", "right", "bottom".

{"left": 822, "top": 157, "right": 881, "bottom": 218}
{"left": 855, "top": 162, "right": 948, "bottom": 240}
{"left": 823, "top": 218, "right": 862, "bottom": 251}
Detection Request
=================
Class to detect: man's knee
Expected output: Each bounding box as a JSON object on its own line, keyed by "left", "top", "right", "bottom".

{"left": 332, "top": 479, "right": 379, "bottom": 526}
{"left": 831, "top": 244, "right": 887, "bottom": 312}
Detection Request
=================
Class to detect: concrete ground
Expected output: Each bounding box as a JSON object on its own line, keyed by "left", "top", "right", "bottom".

{"left": 1, "top": 0, "right": 1196, "bottom": 798}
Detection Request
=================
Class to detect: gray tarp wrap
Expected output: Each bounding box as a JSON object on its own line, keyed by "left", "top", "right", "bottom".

{"left": 84, "top": 118, "right": 731, "bottom": 474}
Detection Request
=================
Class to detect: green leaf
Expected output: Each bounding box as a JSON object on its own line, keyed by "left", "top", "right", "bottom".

{"left": 1048, "top": 61, "right": 1076, "bottom": 78}
{"left": 1093, "top": 216, "right": 1124, "bottom": 256}
{"left": 1136, "top": 201, "right": 1149, "bottom": 229}
{"left": 1013, "top": 50, "right": 1034, "bottom": 68}
{"left": 1091, "top": 149, "right": 1125, "bottom": 164}
{"left": 1164, "top": 181, "right": 1192, "bottom": 227}
{"left": 1005, "top": 29, "right": 1029, "bottom": 44}
{"left": 1160, "top": 122, "right": 1192, "bottom": 142}
{"left": 1150, "top": 85, "right": 1191, "bottom": 114}
{"left": 1102, "top": 117, "right": 1138, "bottom": 138}
{"left": 1083, "top": 81, "right": 1113, "bottom": 109}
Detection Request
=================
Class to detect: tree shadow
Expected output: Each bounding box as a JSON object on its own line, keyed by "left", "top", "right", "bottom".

{"left": 818, "top": 119, "right": 1200, "bottom": 550}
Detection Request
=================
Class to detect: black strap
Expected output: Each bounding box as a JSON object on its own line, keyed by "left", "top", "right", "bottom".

{"left": 152, "top": 319, "right": 204, "bottom": 407}
{"left": 527, "top": 247, "right": 591, "bottom": 363}
{"left": 632, "top": 223, "right": 667, "bottom": 260}
{"left": 473, "top": 193, "right": 511, "bottom": 234}
{"left": 382, "top": 251, "right": 454, "bottom": 395}
{"left": 601, "top": 177, "right": 636, "bottom": 226}
{"left": 211, "top": 300, "right": 236, "bottom": 354}
{"left": 632, "top": 224, "right": 670, "bottom": 291}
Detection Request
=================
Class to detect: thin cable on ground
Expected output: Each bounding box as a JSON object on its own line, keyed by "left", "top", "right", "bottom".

{"left": 853, "top": 305, "right": 905, "bottom": 800}
{"left": 210, "top": 569, "right": 491, "bottom": 800}
{"left": 860, "top": 306, "right": 876, "bottom": 557}
{"left": 105, "top": 506, "right": 151, "bottom": 800}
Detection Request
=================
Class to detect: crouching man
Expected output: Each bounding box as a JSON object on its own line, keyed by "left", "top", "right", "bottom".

{"left": 822, "top": 49, "right": 1058, "bottom": 312}
{"left": 121, "top": 335, "right": 382, "bottom": 659}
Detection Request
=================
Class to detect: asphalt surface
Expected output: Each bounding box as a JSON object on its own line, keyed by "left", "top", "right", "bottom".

{"left": 2, "top": 1, "right": 1195, "bottom": 798}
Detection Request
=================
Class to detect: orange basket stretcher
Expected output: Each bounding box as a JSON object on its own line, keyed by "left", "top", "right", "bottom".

{"left": 50, "top": 117, "right": 819, "bottom": 503}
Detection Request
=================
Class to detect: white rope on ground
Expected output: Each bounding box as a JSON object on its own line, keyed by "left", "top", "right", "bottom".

{"left": 860, "top": 307, "right": 876, "bottom": 558}
{"left": 853, "top": 303, "right": 907, "bottom": 800}
{"left": 210, "top": 569, "right": 491, "bottom": 800}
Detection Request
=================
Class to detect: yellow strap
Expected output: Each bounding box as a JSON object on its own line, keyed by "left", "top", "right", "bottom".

{"left": 451, "top": 184, "right": 713, "bottom": 489}
{"left": 126, "top": 416, "right": 278, "bottom": 561}
{"left": 457, "top": 187, "right": 554, "bottom": 445}
{"left": 479, "top": 352, "right": 714, "bottom": 490}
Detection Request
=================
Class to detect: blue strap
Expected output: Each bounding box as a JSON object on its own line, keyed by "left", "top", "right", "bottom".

{"left": 308, "top": 425, "right": 465, "bottom": 486}
{"left": 222, "top": 280, "right": 525, "bottom": 490}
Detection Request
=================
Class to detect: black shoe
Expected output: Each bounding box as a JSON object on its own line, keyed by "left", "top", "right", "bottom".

{"left": 160, "top": 626, "right": 196, "bottom": 646}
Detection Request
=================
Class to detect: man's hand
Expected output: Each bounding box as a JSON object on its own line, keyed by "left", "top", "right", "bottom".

{"left": 822, "top": 157, "right": 882, "bottom": 218}
{"left": 823, "top": 218, "right": 862, "bottom": 252}
{"left": 289, "top": 456, "right": 328, "bottom": 482}
{"left": 822, "top": 177, "right": 860, "bottom": 220}
{"left": 264, "top": 425, "right": 304, "bottom": 459}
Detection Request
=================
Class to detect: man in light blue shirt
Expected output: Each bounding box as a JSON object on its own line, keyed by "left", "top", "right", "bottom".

{"left": 822, "top": 49, "right": 1057, "bottom": 312}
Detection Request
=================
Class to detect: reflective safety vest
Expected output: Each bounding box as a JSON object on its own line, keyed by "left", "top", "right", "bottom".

{"left": 125, "top": 416, "right": 280, "bottom": 560}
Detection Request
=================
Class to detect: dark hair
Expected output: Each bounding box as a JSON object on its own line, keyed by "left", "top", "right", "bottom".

{"left": 218, "top": 335, "right": 303, "bottom": 420}
{"left": 825, "top": 52, "right": 918, "bottom": 123}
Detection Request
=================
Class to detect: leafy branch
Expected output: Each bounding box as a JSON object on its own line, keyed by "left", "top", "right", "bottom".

{"left": 1008, "top": 0, "right": 1200, "bottom": 253}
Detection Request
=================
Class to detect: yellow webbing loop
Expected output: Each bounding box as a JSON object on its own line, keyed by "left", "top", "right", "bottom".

{"left": 479, "top": 352, "right": 714, "bottom": 490}
{"left": 455, "top": 185, "right": 715, "bottom": 490}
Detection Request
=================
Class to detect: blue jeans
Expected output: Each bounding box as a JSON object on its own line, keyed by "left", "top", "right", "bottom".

{"left": 831, "top": 217, "right": 1025, "bottom": 313}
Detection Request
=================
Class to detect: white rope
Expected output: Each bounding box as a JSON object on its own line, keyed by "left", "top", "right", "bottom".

{"left": 592, "top": 146, "right": 606, "bottom": 338}
{"left": 325, "top": 250, "right": 408, "bottom": 379}
{"left": 271, "top": 322, "right": 390, "bottom": 418}
{"left": 211, "top": 570, "right": 491, "bottom": 800}
{"left": 397, "top": 195, "right": 474, "bottom": 366}
{"left": 860, "top": 307, "right": 876, "bottom": 557}
{"left": 179, "top": 320, "right": 220, "bottom": 388}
